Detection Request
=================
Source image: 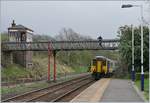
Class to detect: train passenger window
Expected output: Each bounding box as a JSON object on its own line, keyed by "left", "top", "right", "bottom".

{"left": 93, "top": 59, "right": 96, "bottom": 66}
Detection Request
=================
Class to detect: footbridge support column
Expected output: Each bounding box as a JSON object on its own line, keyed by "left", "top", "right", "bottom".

{"left": 47, "top": 49, "right": 51, "bottom": 81}
{"left": 53, "top": 51, "right": 57, "bottom": 82}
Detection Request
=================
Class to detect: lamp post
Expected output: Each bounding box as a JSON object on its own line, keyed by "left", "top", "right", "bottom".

{"left": 149, "top": 24, "right": 150, "bottom": 72}
{"left": 121, "top": 4, "right": 144, "bottom": 91}
{"left": 131, "top": 25, "right": 135, "bottom": 82}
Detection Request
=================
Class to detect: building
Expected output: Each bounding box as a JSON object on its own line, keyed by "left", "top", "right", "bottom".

{"left": 8, "top": 20, "right": 33, "bottom": 42}
{"left": 8, "top": 20, "right": 33, "bottom": 68}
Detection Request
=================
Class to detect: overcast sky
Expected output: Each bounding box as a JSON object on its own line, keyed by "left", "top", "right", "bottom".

{"left": 1, "top": 1, "right": 150, "bottom": 39}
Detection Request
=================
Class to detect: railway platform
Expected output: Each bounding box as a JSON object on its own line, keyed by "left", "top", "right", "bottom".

{"left": 71, "top": 78, "right": 110, "bottom": 102}
{"left": 71, "top": 78, "right": 145, "bottom": 102}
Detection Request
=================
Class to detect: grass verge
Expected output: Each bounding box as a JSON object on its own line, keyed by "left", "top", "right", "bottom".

{"left": 1, "top": 64, "right": 31, "bottom": 82}
{"left": 135, "top": 78, "right": 149, "bottom": 100}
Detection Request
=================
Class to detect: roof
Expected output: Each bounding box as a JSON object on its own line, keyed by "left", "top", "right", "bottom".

{"left": 95, "top": 56, "right": 106, "bottom": 59}
{"left": 95, "top": 56, "right": 117, "bottom": 63}
{"left": 8, "top": 24, "right": 33, "bottom": 32}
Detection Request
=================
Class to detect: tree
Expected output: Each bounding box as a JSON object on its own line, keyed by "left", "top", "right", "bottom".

{"left": 55, "top": 28, "right": 94, "bottom": 72}
{"left": 33, "top": 34, "right": 54, "bottom": 42}
{"left": 118, "top": 25, "right": 149, "bottom": 73}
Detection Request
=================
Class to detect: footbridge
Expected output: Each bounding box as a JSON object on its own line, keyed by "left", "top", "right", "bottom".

{"left": 1, "top": 39, "right": 120, "bottom": 81}
{"left": 1, "top": 39, "right": 120, "bottom": 51}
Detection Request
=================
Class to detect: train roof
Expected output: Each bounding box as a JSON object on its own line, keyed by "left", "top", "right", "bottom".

{"left": 95, "top": 56, "right": 106, "bottom": 59}
{"left": 107, "top": 58, "right": 112, "bottom": 62}
{"left": 95, "top": 56, "right": 116, "bottom": 62}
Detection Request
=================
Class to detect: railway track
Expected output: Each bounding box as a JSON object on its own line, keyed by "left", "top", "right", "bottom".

{"left": 52, "top": 78, "right": 95, "bottom": 102}
{"left": 2, "top": 74, "right": 94, "bottom": 102}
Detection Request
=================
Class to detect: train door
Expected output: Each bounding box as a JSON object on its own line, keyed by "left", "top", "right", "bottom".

{"left": 91, "top": 59, "right": 96, "bottom": 72}
{"left": 97, "top": 60, "right": 102, "bottom": 73}
{"left": 107, "top": 61, "right": 110, "bottom": 73}
{"left": 95, "top": 59, "right": 102, "bottom": 80}
{"left": 102, "top": 60, "right": 107, "bottom": 75}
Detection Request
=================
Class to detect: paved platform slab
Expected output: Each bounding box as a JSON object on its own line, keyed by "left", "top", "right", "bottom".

{"left": 71, "top": 78, "right": 110, "bottom": 102}
{"left": 100, "top": 79, "right": 144, "bottom": 102}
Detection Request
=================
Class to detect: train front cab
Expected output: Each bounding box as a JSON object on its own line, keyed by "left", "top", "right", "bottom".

{"left": 91, "top": 57, "right": 104, "bottom": 80}
{"left": 95, "top": 59, "right": 102, "bottom": 80}
{"left": 94, "top": 57, "right": 106, "bottom": 80}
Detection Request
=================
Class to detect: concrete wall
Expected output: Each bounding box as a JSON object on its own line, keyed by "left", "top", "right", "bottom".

{"left": 13, "top": 51, "right": 33, "bottom": 68}
{"left": 2, "top": 51, "right": 33, "bottom": 68}
{"left": 13, "top": 51, "right": 26, "bottom": 67}
{"left": 26, "top": 51, "right": 33, "bottom": 68}
{"left": 1, "top": 51, "right": 13, "bottom": 67}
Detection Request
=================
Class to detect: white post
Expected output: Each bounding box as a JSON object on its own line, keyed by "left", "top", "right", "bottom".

{"left": 132, "top": 25, "right": 134, "bottom": 71}
{"left": 149, "top": 24, "right": 150, "bottom": 73}
{"left": 131, "top": 25, "right": 135, "bottom": 82}
{"left": 141, "top": 5, "right": 144, "bottom": 74}
{"left": 140, "top": 5, "right": 144, "bottom": 91}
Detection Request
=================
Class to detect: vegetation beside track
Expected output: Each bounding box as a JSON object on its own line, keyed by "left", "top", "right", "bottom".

{"left": 1, "top": 55, "right": 76, "bottom": 83}
{"left": 1, "top": 60, "right": 75, "bottom": 83}
{"left": 1, "top": 64, "right": 31, "bottom": 82}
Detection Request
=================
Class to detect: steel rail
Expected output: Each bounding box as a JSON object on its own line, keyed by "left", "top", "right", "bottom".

{"left": 51, "top": 79, "right": 95, "bottom": 102}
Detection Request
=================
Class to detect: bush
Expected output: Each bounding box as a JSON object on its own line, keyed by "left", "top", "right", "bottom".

{"left": 1, "top": 64, "right": 30, "bottom": 81}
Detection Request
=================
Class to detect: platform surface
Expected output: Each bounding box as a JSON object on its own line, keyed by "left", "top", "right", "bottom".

{"left": 100, "top": 79, "right": 144, "bottom": 102}
{"left": 71, "top": 78, "right": 110, "bottom": 102}
{"left": 71, "top": 78, "right": 144, "bottom": 102}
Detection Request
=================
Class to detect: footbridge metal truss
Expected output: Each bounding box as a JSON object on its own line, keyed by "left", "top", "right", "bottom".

{"left": 1, "top": 39, "right": 120, "bottom": 51}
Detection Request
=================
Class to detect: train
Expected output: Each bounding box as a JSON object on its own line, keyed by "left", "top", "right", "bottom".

{"left": 90, "top": 56, "right": 116, "bottom": 80}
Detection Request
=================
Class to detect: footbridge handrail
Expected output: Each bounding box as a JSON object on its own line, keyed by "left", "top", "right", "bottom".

{"left": 1, "top": 39, "right": 120, "bottom": 51}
